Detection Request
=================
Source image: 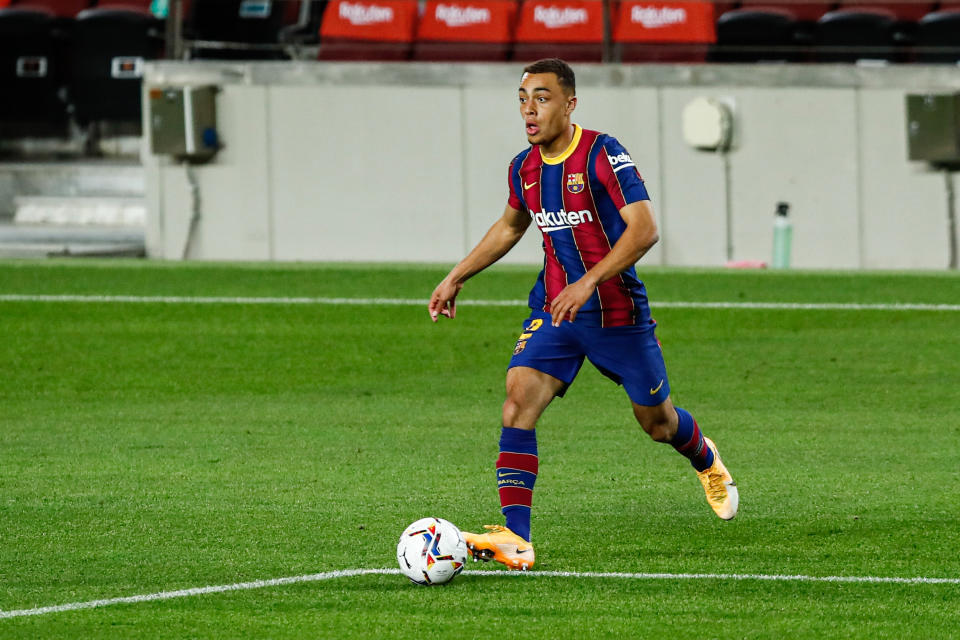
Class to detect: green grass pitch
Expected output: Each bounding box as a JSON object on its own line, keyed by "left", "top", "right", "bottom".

{"left": 1, "top": 260, "right": 958, "bottom": 638}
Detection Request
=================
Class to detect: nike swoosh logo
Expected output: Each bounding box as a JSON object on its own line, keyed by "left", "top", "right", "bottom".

{"left": 524, "top": 181, "right": 537, "bottom": 190}
{"left": 649, "top": 379, "right": 664, "bottom": 395}
{"left": 515, "top": 548, "right": 533, "bottom": 555}
{"left": 498, "top": 472, "right": 521, "bottom": 478}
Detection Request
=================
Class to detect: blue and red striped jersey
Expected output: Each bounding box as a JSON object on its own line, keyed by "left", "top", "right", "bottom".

{"left": 507, "top": 124, "right": 652, "bottom": 327}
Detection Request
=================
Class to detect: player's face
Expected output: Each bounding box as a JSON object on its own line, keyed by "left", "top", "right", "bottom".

{"left": 518, "top": 72, "right": 576, "bottom": 149}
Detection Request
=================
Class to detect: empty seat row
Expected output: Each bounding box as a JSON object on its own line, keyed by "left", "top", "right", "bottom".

{"left": 316, "top": 0, "right": 960, "bottom": 63}
{"left": 0, "top": 1, "right": 314, "bottom": 60}
{"left": 0, "top": 2, "right": 162, "bottom": 134}
{"left": 716, "top": 4, "right": 960, "bottom": 62}
{"left": 5, "top": 0, "right": 959, "bottom": 65}
{"left": 319, "top": 0, "right": 718, "bottom": 62}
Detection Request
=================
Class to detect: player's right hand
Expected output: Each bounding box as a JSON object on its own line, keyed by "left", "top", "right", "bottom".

{"left": 429, "top": 279, "right": 463, "bottom": 322}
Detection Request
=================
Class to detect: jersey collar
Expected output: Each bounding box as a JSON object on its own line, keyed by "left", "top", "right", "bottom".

{"left": 539, "top": 124, "right": 582, "bottom": 165}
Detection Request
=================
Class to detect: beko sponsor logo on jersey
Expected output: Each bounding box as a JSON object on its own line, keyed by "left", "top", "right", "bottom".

{"left": 532, "top": 208, "right": 594, "bottom": 233}
{"left": 534, "top": 5, "right": 588, "bottom": 28}
{"left": 631, "top": 5, "right": 687, "bottom": 28}
{"left": 607, "top": 151, "right": 636, "bottom": 172}
{"left": 436, "top": 3, "right": 491, "bottom": 26}
{"left": 339, "top": 1, "right": 394, "bottom": 25}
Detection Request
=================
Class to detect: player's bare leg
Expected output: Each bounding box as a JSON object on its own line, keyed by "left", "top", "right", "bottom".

{"left": 632, "top": 395, "right": 679, "bottom": 442}
{"left": 633, "top": 397, "right": 738, "bottom": 520}
{"left": 502, "top": 365, "right": 564, "bottom": 430}
{"left": 464, "top": 366, "right": 564, "bottom": 570}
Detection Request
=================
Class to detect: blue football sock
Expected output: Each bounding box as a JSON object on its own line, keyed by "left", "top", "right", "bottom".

{"left": 497, "top": 427, "right": 538, "bottom": 542}
{"left": 670, "top": 407, "right": 715, "bottom": 472}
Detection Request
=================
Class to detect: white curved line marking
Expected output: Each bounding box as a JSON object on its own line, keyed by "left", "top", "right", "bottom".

{"left": 2, "top": 568, "right": 957, "bottom": 620}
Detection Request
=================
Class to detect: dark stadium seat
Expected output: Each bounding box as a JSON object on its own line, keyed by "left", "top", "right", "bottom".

{"left": 712, "top": 7, "right": 803, "bottom": 62}
{"left": 512, "top": 0, "right": 605, "bottom": 62}
{"left": 318, "top": 0, "right": 418, "bottom": 61}
{"left": 837, "top": 1, "right": 934, "bottom": 21}
{"left": 66, "top": 6, "right": 163, "bottom": 127}
{"left": 914, "top": 8, "right": 960, "bottom": 62}
{"left": 733, "top": 1, "right": 833, "bottom": 52}
{"left": 188, "top": 0, "right": 301, "bottom": 59}
{"left": 97, "top": 0, "right": 192, "bottom": 18}
{"left": 94, "top": 0, "right": 153, "bottom": 8}
{"left": 737, "top": 0, "right": 833, "bottom": 22}
{"left": 412, "top": 0, "right": 517, "bottom": 62}
{"left": 11, "top": 0, "right": 91, "bottom": 16}
{"left": 836, "top": 2, "right": 934, "bottom": 49}
{"left": 814, "top": 7, "right": 900, "bottom": 62}
{"left": 0, "top": 6, "right": 69, "bottom": 136}
{"left": 614, "top": 0, "right": 717, "bottom": 63}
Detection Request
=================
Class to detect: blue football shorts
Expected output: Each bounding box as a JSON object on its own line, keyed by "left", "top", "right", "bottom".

{"left": 507, "top": 310, "right": 670, "bottom": 407}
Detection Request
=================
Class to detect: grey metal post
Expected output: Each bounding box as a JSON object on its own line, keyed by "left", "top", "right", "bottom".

{"left": 165, "top": 0, "right": 185, "bottom": 60}
{"left": 947, "top": 168, "right": 958, "bottom": 270}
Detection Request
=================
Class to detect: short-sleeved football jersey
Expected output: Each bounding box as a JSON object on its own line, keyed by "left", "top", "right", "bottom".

{"left": 507, "top": 125, "right": 652, "bottom": 327}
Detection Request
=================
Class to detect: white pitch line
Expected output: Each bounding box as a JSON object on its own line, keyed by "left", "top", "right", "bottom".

{"left": 0, "top": 569, "right": 398, "bottom": 620}
{"left": 1, "top": 568, "right": 958, "bottom": 620}
{"left": 0, "top": 294, "right": 958, "bottom": 312}
{"left": 493, "top": 570, "right": 960, "bottom": 585}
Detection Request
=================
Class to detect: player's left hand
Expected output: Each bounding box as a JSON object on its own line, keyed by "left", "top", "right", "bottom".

{"left": 549, "top": 277, "right": 597, "bottom": 326}
{"left": 429, "top": 278, "right": 463, "bottom": 322}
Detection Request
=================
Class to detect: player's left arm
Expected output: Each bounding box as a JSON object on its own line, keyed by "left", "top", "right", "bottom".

{"left": 548, "top": 200, "right": 659, "bottom": 326}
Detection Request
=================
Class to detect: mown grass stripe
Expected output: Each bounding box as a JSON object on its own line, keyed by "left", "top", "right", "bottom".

{"left": 0, "top": 294, "right": 958, "bottom": 312}
{"left": 2, "top": 568, "right": 958, "bottom": 620}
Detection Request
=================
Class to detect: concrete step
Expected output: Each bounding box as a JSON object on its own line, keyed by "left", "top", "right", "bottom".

{"left": 0, "top": 160, "right": 145, "bottom": 218}
{"left": 0, "top": 223, "right": 145, "bottom": 258}
{"left": 0, "top": 242, "right": 145, "bottom": 258}
{"left": 14, "top": 196, "right": 146, "bottom": 227}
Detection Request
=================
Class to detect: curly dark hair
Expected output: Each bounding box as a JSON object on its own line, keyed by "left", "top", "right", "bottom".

{"left": 522, "top": 58, "right": 576, "bottom": 96}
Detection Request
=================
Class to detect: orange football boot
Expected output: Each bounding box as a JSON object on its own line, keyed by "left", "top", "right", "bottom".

{"left": 462, "top": 525, "right": 535, "bottom": 571}
{"left": 697, "top": 437, "right": 739, "bottom": 520}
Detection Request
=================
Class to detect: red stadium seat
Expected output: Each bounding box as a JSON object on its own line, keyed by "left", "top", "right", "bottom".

{"left": 614, "top": 1, "right": 716, "bottom": 62}
{"left": 413, "top": 0, "right": 518, "bottom": 62}
{"left": 513, "top": 0, "right": 605, "bottom": 62}
{"left": 318, "top": 0, "right": 418, "bottom": 60}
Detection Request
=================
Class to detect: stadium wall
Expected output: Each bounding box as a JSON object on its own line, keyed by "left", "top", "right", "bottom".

{"left": 143, "top": 62, "right": 960, "bottom": 269}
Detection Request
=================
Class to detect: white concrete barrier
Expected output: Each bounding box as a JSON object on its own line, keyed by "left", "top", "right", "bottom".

{"left": 143, "top": 62, "right": 960, "bottom": 269}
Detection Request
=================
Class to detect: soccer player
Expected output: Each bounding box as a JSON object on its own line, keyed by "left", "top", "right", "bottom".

{"left": 428, "top": 58, "right": 737, "bottom": 571}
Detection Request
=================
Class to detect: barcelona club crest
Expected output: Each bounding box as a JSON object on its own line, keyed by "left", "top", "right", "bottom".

{"left": 566, "top": 172, "right": 585, "bottom": 194}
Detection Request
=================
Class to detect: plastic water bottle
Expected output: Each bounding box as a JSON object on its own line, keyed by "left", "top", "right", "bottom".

{"left": 772, "top": 202, "right": 792, "bottom": 269}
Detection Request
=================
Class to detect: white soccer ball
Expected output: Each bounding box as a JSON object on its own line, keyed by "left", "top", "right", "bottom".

{"left": 396, "top": 517, "right": 468, "bottom": 586}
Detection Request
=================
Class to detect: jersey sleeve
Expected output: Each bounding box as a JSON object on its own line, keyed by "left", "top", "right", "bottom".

{"left": 595, "top": 136, "right": 649, "bottom": 210}
{"left": 507, "top": 157, "right": 526, "bottom": 212}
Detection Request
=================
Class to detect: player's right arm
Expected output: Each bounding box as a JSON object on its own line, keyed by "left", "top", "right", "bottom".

{"left": 429, "top": 204, "right": 530, "bottom": 322}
